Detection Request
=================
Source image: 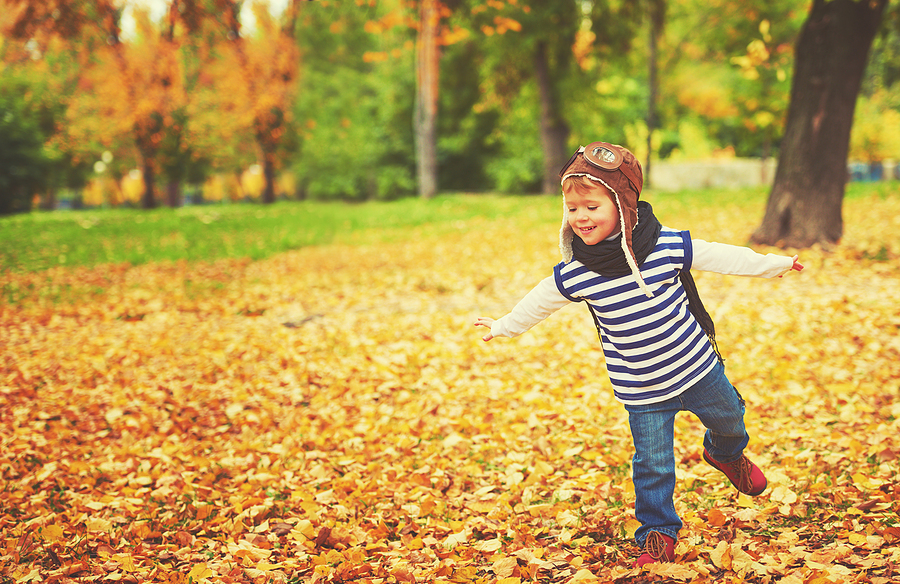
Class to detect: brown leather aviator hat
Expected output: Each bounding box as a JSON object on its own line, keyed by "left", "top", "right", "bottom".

{"left": 558, "top": 142, "right": 650, "bottom": 296}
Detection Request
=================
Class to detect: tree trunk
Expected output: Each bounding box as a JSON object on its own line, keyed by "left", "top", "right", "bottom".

{"left": 141, "top": 159, "right": 157, "bottom": 209}
{"left": 751, "top": 0, "right": 887, "bottom": 248}
{"left": 40, "top": 190, "right": 57, "bottom": 211}
{"left": 166, "top": 181, "right": 181, "bottom": 207}
{"left": 262, "top": 155, "right": 276, "bottom": 204}
{"left": 534, "top": 41, "right": 569, "bottom": 195}
{"left": 415, "top": 0, "right": 439, "bottom": 199}
{"left": 646, "top": 0, "right": 665, "bottom": 189}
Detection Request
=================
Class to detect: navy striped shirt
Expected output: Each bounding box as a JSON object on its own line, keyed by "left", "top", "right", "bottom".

{"left": 553, "top": 228, "right": 719, "bottom": 404}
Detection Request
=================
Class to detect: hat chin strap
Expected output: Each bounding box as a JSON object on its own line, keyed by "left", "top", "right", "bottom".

{"left": 559, "top": 219, "right": 575, "bottom": 263}
{"left": 560, "top": 174, "right": 653, "bottom": 297}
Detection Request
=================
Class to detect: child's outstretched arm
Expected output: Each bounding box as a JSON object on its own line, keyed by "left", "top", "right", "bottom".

{"left": 473, "top": 276, "right": 570, "bottom": 343}
{"left": 692, "top": 240, "right": 804, "bottom": 278}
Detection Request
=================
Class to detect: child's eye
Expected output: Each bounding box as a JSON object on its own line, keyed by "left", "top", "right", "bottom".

{"left": 587, "top": 206, "right": 597, "bottom": 211}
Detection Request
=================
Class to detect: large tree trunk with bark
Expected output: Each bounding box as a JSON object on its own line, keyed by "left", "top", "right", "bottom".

{"left": 415, "top": 0, "right": 440, "bottom": 199}
{"left": 534, "top": 41, "right": 570, "bottom": 195}
{"left": 751, "top": 0, "right": 887, "bottom": 248}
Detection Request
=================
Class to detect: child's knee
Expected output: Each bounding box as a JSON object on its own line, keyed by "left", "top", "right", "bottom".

{"left": 705, "top": 414, "right": 746, "bottom": 437}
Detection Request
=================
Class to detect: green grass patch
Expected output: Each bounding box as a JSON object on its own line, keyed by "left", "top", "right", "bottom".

{"left": 0, "top": 195, "right": 543, "bottom": 273}
{"left": 1, "top": 183, "right": 895, "bottom": 273}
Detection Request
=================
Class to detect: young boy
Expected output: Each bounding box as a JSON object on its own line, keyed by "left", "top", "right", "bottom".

{"left": 474, "top": 142, "right": 803, "bottom": 567}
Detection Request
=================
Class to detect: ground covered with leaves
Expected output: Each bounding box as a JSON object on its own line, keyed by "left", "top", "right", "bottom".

{"left": 2, "top": 192, "right": 900, "bottom": 583}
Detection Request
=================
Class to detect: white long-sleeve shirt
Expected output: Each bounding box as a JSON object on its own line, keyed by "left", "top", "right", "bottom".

{"left": 491, "top": 238, "right": 794, "bottom": 340}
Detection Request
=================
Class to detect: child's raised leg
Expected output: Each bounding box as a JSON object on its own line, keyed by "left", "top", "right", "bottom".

{"left": 683, "top": 362, "right": 767, "bottom": 495}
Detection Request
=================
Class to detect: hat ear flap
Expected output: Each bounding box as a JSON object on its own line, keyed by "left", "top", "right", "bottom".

{"left": 559, "top": 203, "right": 574, "bottom": 263}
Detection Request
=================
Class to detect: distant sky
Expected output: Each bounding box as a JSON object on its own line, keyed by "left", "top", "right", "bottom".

{"left": 121, "top": 0, "right": 290, "bottom": 39}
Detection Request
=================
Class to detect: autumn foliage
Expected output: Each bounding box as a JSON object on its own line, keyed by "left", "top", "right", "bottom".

{"left": 1, "top": 0, "right": 301, "bottom": 208}
{"left": 2, "top": 192, "right": 900, "bottom": 582}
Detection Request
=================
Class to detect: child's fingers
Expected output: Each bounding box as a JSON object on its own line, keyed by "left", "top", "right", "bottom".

{"left": 474, "top": 318, "right": 494, "bottom": 341}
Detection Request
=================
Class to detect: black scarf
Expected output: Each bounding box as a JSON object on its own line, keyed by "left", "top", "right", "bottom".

{"left": 572, "top": 201, "right": 723, "bottom": 363}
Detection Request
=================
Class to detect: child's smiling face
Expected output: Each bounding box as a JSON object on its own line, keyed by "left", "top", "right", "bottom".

{"left": 564, "top": 181, "right": 621, "bottom": 246}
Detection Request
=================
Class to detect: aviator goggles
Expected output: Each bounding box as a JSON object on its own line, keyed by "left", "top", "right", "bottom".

{"left": 558, "top": 141, "right": 641, "bottom": 193}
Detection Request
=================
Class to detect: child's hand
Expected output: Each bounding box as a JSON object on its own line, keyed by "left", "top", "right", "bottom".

{"left": 474, "top": 317, "right": 495, "bottom": 342}
{"left": 779, "top": 255, "right": 803, "bottom": 277}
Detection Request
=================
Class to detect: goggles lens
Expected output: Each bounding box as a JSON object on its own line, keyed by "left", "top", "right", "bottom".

{"left": 584, "top": 142, "right": 624, "bottom": 169}
{"left": 559, "top": 142, "right": 625, "bottom": 178}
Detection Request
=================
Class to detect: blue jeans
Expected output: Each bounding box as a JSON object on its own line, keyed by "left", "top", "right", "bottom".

{"left": 624, "top": 362, "right": 748, "bottom": 546}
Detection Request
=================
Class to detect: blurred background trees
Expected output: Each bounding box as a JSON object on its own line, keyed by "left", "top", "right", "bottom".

{"left": 1, "top": 0, "right": 899, "bottom": 243}
{"left": 0, "top": 83, "right": 49, "bottom": 214}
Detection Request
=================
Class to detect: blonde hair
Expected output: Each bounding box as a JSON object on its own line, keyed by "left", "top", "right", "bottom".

{"left": 562, "top": 175, "right": 615, "bottom": 202}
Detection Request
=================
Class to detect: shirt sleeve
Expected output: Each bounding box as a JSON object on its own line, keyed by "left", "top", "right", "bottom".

{"left": 490, "top": 275, "right": 572, "bottom": 338}
{"left": 691, "top": 239, "right": 794, "bottom": 278}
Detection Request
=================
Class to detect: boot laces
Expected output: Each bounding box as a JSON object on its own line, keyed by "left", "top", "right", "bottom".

{"left": 645, "top": 532, "right": 668, "bottom": 560}
{"left": 726, "top": 456, "right": 753, "bottom": 492}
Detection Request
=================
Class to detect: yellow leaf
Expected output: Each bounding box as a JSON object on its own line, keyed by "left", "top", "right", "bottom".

{"left": 848, "top": 532, "right": 868, "bottom": 546}
{"left": 624, "top": 518, "right": 641, "bottom": 539}
{"left": 86, "top": 517, "right": 111, "bottom": 532}
{"left": 474, "top": 538, "right": 501, "bottom": 553}
{"left": 255, "top": 561, "right": 283, "bottom": 571}
{"left": 556, "top": 509, "right": 580, "bottom": 528}
{"left": 444, "top": 529, "right": 468, "bottom": 549}
{"left": 569, "top": 568, "right": 598, "bottom": 581}
{"left": 736, "top": 493, "right": 755, "bottom": 507}
{"left": 13, "top": 567, "right": 41, "bottom": 583}
{"left": 35, "top": 462, "right": 58, "bottom": 483}
{"left": 770, "top": 485, "right": 797, "bottom": 505}
{"left": 113, "top": 554, "right": 136, "bottom": 572}
{"left": 43, "top": 524, "right": 64, "bottom": 543}
{"left": 710, "top": 540, "right": 732, "bottom": 570}
{"left": 730, "top": 545, "right": 756, "bottom": 575}
{"left": 648, "top": 563, "right": 699, "bottom": 580}
{"left": 564, "top": 445, "right": 584, "bottom": 457}
{"left": 532, "top": 460, "right": 553, "bottom": 476}
{"left": 105, "top": 407, "right": 124, "bottom": 424}
{"left": 187, "top": 562, "right": 213, "bottom": 581}
{"left": 852, "top": 473, "right": 882, "bottom": 490}
{"left": 293, "top": 519, "right": 315, "bottom": 538}
{"left": 492, "top": 556, "right": 518, "bottom": 578}
{"left": 504, "top": 471, "right": 524, "bottom": 488}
